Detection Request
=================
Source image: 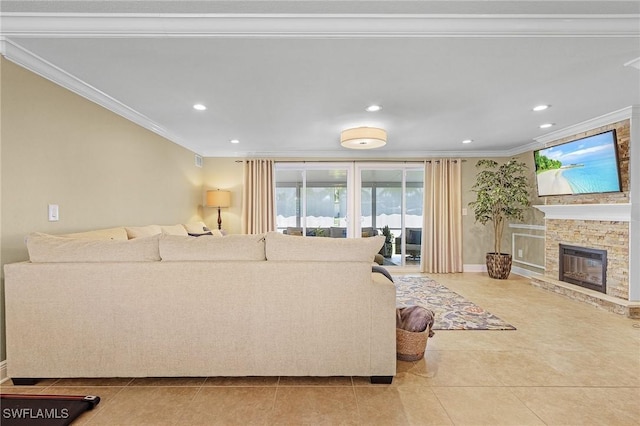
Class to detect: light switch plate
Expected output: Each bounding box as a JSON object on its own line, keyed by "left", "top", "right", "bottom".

{"left": 48, "top": 204, "right": 59, "bottom": 221}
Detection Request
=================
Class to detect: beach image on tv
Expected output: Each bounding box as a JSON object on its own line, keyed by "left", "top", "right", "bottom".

{"left": 534, "top": 131, "right": 621, "bottom": 196}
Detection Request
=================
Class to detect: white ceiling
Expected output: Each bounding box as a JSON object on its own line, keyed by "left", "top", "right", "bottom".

{"left": 1, "top": 1, "right": 639, "bottom": 158}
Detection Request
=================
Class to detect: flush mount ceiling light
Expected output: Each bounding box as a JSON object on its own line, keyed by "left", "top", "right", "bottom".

{"left": 533, "top": 104, "right": 550, "bottom": 112}
{"left": 230, "top": 139, "right": 240, "bottom": 144}
{"left": 365, "top": 104, "right": 382, "bottom": 112}
{"left": 340, "top": 127, "right": 387, "bottom": 149}
{"left": 193, "top": 104, "right": 207, "bottom": 111}
{"left": 539, "top": 123, "right": 555, "bottom": 129}
{"left": 462, "top": 139, "right": 473, "bottom": 144}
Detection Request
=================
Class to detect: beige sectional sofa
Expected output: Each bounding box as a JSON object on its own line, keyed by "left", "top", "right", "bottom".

{"left": 4, "top": 226, "right": 396, "bottom": 385}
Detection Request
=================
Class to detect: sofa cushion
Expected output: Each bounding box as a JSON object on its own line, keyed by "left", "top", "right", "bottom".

{"left": 265, "top": 232, "right": 384, "bottom": 262}
{"left": 182, "top": 221, "right": 209, "bottom": 234}
{"left": 125, "top": 225, "right": 162, "bottom": 239}
{"left": 160, "top": 224, "right": 189, "bottom": 236}
{"left": 159, "top": 234, "right": 266, "bottom": 261}
{"left": 27, "top": 233, "right": 161, "bottom": 263}
{"left": 62, "top": 227, "right": 128, "bottom": 240}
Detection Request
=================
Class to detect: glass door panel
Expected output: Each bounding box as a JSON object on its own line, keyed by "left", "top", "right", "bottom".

{"left": 404, "top": 169, "right": 424, "bottom": 266}
{"left": 275, "top": 164, "right": 351, "bottom": 237}
{"left": 275, "top": 169, "right": 303, "bottom": 232}
{"left": 357, "top": 165, "right": 424, "bottom": 267}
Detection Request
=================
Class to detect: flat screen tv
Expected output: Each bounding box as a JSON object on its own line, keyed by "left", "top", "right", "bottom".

{"left": 533, "top": 129, "right": 622, "bottom": 197}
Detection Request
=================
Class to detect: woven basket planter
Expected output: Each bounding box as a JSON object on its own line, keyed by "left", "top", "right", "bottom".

{"left": 486, "top": 253, "right": 512, "bottom": 279}
{"left": 396, "top": 326, "right": 430, "bottom": 361}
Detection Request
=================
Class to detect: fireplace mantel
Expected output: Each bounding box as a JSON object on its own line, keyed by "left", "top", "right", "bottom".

{"left": 533, "top": 203, "right": 631, "bottom": 222}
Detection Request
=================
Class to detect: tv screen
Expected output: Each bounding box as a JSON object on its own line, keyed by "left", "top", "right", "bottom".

{"left": 533, "top": 130, "right": 622, "bottom": 197}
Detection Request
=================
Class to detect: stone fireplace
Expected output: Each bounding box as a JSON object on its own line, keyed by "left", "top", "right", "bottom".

{"left": 559, "top": 244, "right": 607, "bottom": 294}
{"left": 531, "top": 204, "right": 637, "bottom": 318}
{"left": 527, "top": 110, "right": 639, "bottom": 319}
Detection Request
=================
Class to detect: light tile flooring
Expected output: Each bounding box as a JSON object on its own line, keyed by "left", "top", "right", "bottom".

{"left": 2, "top": 273, "right": 639, "bottom": 425}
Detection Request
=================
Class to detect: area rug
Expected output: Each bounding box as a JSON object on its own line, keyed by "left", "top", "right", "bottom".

{"left": 394, "top": 275, "right": 516, "bottom": 330}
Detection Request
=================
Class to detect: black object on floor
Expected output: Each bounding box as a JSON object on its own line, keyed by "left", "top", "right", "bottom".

{"left": 1, "top": 393, "right": 101, "bottom": 426}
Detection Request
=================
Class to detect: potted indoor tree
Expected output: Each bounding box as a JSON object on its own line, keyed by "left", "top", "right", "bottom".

{"left": 469, "top": 158, "right": 531, "bottom": 279}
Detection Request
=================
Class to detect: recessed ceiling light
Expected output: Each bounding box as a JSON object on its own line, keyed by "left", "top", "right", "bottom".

{"left": 533, "top": 105, "right": 550, "bottom": 112}
{"left": 230, "top": 139, "right": 240, "bottom": 144}
{"left": 462, "top": 139, "right": 473, "bottom": 144}
{"left": 193, "top": 104, "right": 207, "bottom": 111}
{"left": 365, "top": 104, "right": 382, "bottom": 112}
{"left": 539, "top": 123, "right": 554, "bottom": 129}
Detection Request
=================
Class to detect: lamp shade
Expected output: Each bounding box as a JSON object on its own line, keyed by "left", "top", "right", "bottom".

{"left": 340, "top": 127, "right": 387, "bottom": 149}
{"left": 206, "top": 190, "right": 231, "bottom": 208}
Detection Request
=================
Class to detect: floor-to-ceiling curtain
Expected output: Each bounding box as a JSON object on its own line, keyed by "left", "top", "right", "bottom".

{"left": 242, "top": 159, "right": 276, "bottom": 234}
{"left": 421, "top": 159, "right": 463, "bottom": 273}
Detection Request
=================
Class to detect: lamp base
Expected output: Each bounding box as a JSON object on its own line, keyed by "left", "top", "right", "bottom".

{"left": 217, "top": 207, "right": 222, "bottom": 230}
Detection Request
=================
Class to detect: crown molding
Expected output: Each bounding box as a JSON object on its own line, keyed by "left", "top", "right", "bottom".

{"left": 1, "top": 34, "right": 578, "bottom": 160}
{"left": 625, "top": 57, "right": 640, "bottom": 69}
{"left": 200, "top": 148, "right": 536, "bottom": 159}
{"left": 534, "top": 105, "right": 638, "bottom": 144}
{"left": 0, "top": 37, "right": 193, "bottom": 152}
{"left": 1, "top": 36, "right": 542, "bottom": 160}
{"left": 1, "top": 13, "right": 639, "bottom": 38}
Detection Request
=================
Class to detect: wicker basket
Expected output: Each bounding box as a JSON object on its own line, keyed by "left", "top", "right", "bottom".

{"left": 396, "top": 326, "right": 430, "bottom": 361}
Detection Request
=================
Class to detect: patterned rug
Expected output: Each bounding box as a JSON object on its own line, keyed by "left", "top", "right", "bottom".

{"left": 394, "top": 275, "right": 516, "bottom": 330}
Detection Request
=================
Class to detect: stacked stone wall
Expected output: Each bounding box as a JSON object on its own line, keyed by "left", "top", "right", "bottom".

{"left": 545, "top": 219, "right": 629, "bottom": 299}
{"left": 542, "top": 119, "right": 630, "bottom": 300}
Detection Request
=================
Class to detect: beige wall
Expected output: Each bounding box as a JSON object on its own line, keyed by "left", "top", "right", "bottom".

{"left": 202, "top": 158, "right": 244, "bottom": 235}
{"left": 462, "top": 154, "right": 544, "bottom": 268}
{"left": 0, "top": 58, "right": 204, "bottom": 361}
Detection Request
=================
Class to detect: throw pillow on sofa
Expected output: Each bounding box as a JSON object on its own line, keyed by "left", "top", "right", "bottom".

{"left": 125, "top": 225, "right": 162, "bottom": 239}
{"left": 182, "top": 221, "right": 210, "bottom": 234}
{"left": 160, "top": 224, "right": 189, "bottom": 236}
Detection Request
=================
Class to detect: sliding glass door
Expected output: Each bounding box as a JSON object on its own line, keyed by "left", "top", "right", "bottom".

{"left": 275, "top": 162, "right": 424, "bottom": 267}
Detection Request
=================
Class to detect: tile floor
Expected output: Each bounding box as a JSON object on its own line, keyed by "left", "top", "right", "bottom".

{"left": 2, "top": 273, "right": 639, "bottom": 425}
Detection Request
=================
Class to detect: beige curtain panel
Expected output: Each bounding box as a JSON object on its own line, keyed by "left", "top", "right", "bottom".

{"left": 421, "top": 159, "right": 463, "bottom": 273}
{"left": 242, "top": 159, "right": 276, "bottom": 234}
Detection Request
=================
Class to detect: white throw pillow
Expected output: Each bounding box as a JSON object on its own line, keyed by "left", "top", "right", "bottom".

{"left": 160, "top": 224, "right": 189, "bottom": 236}
{"left": 125, "top": 225, "right": 162, "bottom": 239}
{"left": 182, "top": 221, "right": 209, "bottom": 234}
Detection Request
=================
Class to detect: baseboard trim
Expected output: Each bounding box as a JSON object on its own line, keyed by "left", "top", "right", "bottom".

{"left": 463, "top": 264, "right": 543, "bottom": 279}
{"left": 511, "top": 266, "right": 543, "bottom": 278}
{"left": 463, "top": 264, "right": 486, "bottom": 273}
{"left": 0, "top": 360, "right": 8, "bottom": 384}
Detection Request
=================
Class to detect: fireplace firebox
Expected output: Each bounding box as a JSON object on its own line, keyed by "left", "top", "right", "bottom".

{"left": 559, "top": 244, "right": 607, "bottom": 293}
